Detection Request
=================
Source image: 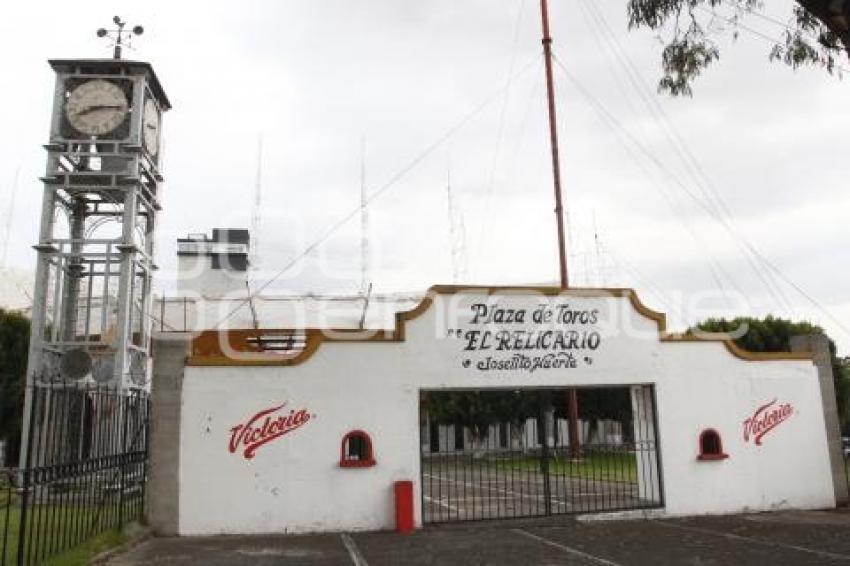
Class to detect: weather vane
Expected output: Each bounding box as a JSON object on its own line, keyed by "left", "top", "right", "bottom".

{"left": 97, "top": 16, "right": 144, "bottom": 59}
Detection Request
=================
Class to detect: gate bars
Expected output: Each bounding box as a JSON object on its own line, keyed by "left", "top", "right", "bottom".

{"left": 421, "top": 387, "right": 663, "bottom": 523}
{"left": 1, "top": 385, "right": 150, "bottom": 566}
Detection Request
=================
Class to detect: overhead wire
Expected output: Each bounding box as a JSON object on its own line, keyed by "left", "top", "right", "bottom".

{"left": 585, "top": 1, "right": 800, "bottom": 314}
{"left": 211, "top": 56, "right": 541, "bottom": 329}
{"left": 701, "top": 3, "right": 850, "bottom": 73}
{"left": 472, "top": 0, "right": 530, "bottom": 281}
{"left": 553, "top": 51, "right": 804, "bottom": 323}
{"left": 574, "top": 0, "right": 740, "bottom": 301}
{"left": 502, "top": 65, "right": 545, "bottom": 193}
{"left": 552, "top": 28, "right": 846, "bottom": 340}
{"left": 575, "top": 1, "right": 797, "bottom": 314}
{"left": 549, "top": 51, "right": 742, "bottom": 300}
{"left": 605, "top": 242, "right": 687, "bottom": 323}
{"left": 488, "top": 0, "right": 528, "bottom": 194}
{"left": 720, "top": 0, "right": 845, "bottom": 49}
{"left": 580, "top": 0, "right": 781, "bottom": 305}
{"left": 757, "top": 254, "right": 850, "bottom": 339}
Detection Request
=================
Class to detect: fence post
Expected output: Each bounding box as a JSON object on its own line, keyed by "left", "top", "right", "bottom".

{"left": 118, "top": 392, "right": 130, "bottom": 528}
{"left": 2, "top": 472, "right": 13, "bottom": 566}
{"left": 139, "top": 394, "right": 151, "bottom": 522}
{"left": 16, "top": 386, "right": 38, "bottom": 566}
{"left": 539, "top": 392, "right": 552, "bottom": 516}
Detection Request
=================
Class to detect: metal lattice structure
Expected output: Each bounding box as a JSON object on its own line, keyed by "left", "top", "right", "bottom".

{"left": 20, "top": 57, "right": 170, "bottom": 468}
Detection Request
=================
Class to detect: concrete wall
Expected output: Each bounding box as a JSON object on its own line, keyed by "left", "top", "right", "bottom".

{"left": 147, "top": 334, "right": 191, "bottom": 535}
{"left": 791, "top": 334, "right": 849, "bottom": 505}
{"left": 162, "top": 289, "right": 835, "bottom": 534}
{"left": 176, "top": 254, "right": 247, "bottom": 297}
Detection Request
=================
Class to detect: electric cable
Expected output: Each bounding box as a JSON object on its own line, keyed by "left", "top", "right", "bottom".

{"left": 551, "top": 50, "right": 844, "bottom": 339}
{"left": 212, "top": 56, "right": 541, "bottom": 329}
{"left": 584, "top": 2, "right": 800, "bottom": 314}
{"left": 548, "top": 49, "right": 740, "bottom": 302}
{"left": 579, "top": 2, "right": 743, "bottom": 297}
{"left": 701, "top": 4, "right": 850, "bottom": 73}
{"left": 562, "top": 6, "right": 797, "bottom": 314}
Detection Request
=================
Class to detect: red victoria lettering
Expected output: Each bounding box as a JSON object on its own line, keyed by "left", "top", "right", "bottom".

{"left": 229, "top": 402, "right": 312, "bottom": 459}
{"left": 742, "top": 398, "right": 793, "bottom": 446}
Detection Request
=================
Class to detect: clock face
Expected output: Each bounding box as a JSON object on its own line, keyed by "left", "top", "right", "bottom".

{"left": 142, "top": 98, "right": 160, "bottom": 155}
{"left": 65, "top": 79, "right": 129, "bottom": 136}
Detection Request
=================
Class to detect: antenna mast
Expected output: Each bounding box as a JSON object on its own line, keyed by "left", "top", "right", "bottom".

{"left": 447, "top": 168, "right": 458, "bottom": 283}
{"left": 360, "top": 138, "right": 370, "bottom": 295}
{"left": 446, "top": 167, "right": 468, "bottom": 283}
{"left": 251, "top": 135, "right": 263, "bottom": 272}
{"left": 593, "top": 212, "right": 604, "bottom": 286}
{"left": 539, "top": 0, "right": 569, "bottom": 289}
{"left": 539, "top": 0, "right": 580, "bottom": 458}
{"left": 1, "top": 167, "right": 19, "bottom": 268}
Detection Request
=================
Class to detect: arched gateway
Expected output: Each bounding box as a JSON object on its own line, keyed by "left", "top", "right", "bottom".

{"left": 147, "top": 286, "right": 840, "bottom": 535}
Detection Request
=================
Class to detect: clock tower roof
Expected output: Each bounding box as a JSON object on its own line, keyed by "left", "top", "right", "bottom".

{"left": 48, "top": 58, "right": 171, "bottom": 110}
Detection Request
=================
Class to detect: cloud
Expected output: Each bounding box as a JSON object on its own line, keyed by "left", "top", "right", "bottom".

{"left": 1, "top": 0, "right": 847, "bottom": 352}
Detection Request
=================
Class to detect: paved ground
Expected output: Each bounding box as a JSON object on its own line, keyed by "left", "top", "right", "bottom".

{"left": 109, "top": 509, "right": 850, "bottom": 565}
{"left": 422, "top": 457, "right": 653, "bottom": 522}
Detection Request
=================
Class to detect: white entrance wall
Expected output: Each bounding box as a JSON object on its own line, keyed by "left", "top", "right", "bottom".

{"left": 175, "top": 287, "right": 834, "bottom": 534}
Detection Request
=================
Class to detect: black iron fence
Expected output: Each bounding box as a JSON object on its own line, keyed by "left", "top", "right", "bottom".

{"left": 420, "top": 387, "right": 663, "bottom": 523}
{"left": 1, "top": 385, "right": 149, "bottom": 565}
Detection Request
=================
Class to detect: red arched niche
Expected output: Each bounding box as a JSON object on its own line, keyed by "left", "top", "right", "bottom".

{"left": 340, "top": 430, "right": 376, "bottom": 468}
{"left": 697, "top": 428, "right": 728, "bottom": 461}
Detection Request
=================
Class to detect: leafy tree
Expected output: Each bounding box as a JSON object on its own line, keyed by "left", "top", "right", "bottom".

{"left": 0, "top": 309, "right": 29, "bottom": 466}
{"left": 628, "top": 0, "right": 850, "bottom": 95}
{"left": 426, "top": 389, "right": 634, "bottom": 450}
{"left": 693, "top": 315, "right": 850, "bottom": 426}
{"left": 424, "top": 390, "right": 541, "bottom": 445}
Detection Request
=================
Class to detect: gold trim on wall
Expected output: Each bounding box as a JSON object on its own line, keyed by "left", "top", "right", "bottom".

{"left": 186, "top": 285, "right": 814, "bottom": 367}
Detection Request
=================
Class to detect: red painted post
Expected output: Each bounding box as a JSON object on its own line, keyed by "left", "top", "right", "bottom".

{"left": 394, "top": 480, "right": 414, "bottom": 533}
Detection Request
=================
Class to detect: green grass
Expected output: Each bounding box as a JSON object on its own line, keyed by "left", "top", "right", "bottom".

{"left": 44, "top": 527, "right": 129, "bottom": 566}
{"left": 491, "top": 451, "right": 639, "bottom": 482}
{"left": 1, "top": 498, "right": 141, "bottom": 565}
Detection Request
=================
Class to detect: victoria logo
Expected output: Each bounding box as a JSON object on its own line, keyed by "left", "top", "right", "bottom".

{"left": 229, "top": 402, "right": 312, "bottom": 459}
{"left": 743, "top": 398, "right": 794, "bottom": 446}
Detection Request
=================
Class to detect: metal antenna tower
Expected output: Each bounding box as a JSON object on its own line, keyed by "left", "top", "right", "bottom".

{"left": 246, "top": 136, "right": 263, "bottom": 331}
{"left": 593, "top": 212, "right": 605, "bottom": 286}
{"left": 446, "top": 166, "right": 468, "bottom": 284}
{"left": 360, "top": 138, "right": 370, "bottom": 295}
{"left": 0, "top": 167, "right": 19, "bottom": 268}
{"left": 251, "top": 135, "right": 263, "bottom": 272}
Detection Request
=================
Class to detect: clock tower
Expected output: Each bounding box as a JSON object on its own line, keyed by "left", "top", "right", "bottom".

{"left": 19, "top": 23, "right": 170, "bottom": 465}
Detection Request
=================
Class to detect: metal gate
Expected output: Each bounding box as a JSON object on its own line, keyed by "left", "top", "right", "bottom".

{"left": 420, "top": 386, "right": 663, "bottom": 523}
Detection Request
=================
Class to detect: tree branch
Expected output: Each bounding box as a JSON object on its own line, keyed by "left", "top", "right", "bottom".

{"left": 797, "top": 0, "right": 850, "bottom": 56}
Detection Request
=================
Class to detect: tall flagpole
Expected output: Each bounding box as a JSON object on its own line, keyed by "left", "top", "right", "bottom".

{"left": 540, "top": 0, "right": 568, "bottom": 288}
{"left": 539, "top": 0, "right": 581, "bottom": 458}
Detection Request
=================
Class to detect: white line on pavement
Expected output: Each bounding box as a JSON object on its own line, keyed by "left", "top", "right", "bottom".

{"left": 423, "top": 494, "right": 461, "bottom": 512}
{"left": 656, "top": 521, "right": 850, "bottom": 562}
{"left": 512, "top": 529, "right": 624, "bottom": 566}
{"left": 340, "top": 533, "right": 369, "bottom": 566}
{"left": 423, "top": 472, "right": 571, "bottom": 506}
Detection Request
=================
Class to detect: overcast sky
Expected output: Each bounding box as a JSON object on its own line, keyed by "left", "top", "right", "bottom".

{"left": 0, "top": 0, "right": 848, "bottom": 353}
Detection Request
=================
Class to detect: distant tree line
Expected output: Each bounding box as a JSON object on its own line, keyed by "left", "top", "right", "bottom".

{"left": 425, "top": 316, "right": 850, "bottom": 442}
{"left": 695, "top": 316, "right": 850, "bottom": 428}
{"left": 0, "top": 308, "right": 29, "bottom": 466}
{"left": 424, "top": 387, "right": 633, "bottom": 447}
